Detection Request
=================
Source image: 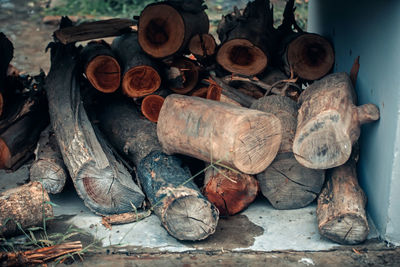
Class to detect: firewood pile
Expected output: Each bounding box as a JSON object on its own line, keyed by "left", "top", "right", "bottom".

{"left": 0, "top": 0, "right": 380, "bottom": 249}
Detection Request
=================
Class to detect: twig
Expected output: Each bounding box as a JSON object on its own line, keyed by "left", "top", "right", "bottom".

{"left": 102, "top": 209, "right": 152, "bottom": 227}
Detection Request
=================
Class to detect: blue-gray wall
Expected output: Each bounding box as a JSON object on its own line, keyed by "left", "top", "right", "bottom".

{"left": 308, "top": 0, "right": 400, "bottom": 244}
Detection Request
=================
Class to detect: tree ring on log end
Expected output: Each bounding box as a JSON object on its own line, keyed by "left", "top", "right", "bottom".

{"left": 138, "top": 4, "right": 185, "bottom": 58}
{"left": 287, "top": 34, "right": 334, "bottom": 81}
{"left": 141, "top": 95, "right": 165, "bottom": 122}
{"left": 233, "top": 113, "right": 282, "bottom": 174}
{"left": 293, "top": 114, "right": 352, "bottom": 169}
{"left": 217, "top": 39, "right": 268, "bottom": 75}
{"left": 85, "top": 55, "right": 121, "bottom": 93}
{"left": 320, "top": 213, "right": 369, "bottom": 245}
{"left": 30, "top": 159, "right": 67, "bottom": 194}
{"left": 122, "top": 65, "right": 161, "bottom": 98}
{"left": 0, "top": 139, "right": 11, "bottom": 169}
{"left": 189, "top": 34, "right": 216, "bottom": 57}
{"left": 163, "top": 195, "right": 218, "bottom": 241}
{"left": 170, "top": 57, "right": 199, "bottom": 94}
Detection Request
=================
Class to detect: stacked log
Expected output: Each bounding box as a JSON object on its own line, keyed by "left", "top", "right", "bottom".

{"left": 0, "top": 32, "right": 13, "bottom": 116}
{"left": 251, "top": 95, "right": 325, "bottom": 209}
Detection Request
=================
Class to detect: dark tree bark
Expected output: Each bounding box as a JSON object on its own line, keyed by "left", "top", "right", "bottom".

{"left": 45, "top": 42, "right": 144, "bottom": 215}
{"left": 0, "top": 32, "right": 14, "bottom": 116}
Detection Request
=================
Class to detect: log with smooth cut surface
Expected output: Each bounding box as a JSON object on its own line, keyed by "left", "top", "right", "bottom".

{"left": 138, "top": 2, "right": 209, "bottom": 58}
{"left": 317, "top": 159, "right": 369, "bottom": 244}
{"left": 168, "top": 57, "right": 199, "bottom": 94}
{"left": 141, "top": 94, "right": 165, "bottom": 122}
{"left": 112, "top": 33, "right": 161, "bottom": 98}
{"left": 293, "top": 72, "right": 380, "bottom": 169}
{"left": 189, "top": 33, "right": 217, "bottom": 57}
{"left": 157, "top": 94, "right": 282, "bottom": 174}
{"left": 251, "top": 95, "right": 325, "bottom": 209}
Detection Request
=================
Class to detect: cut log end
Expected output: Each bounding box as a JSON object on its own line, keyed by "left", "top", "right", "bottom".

{"left": 233, "top": 113, "right": 282, "bottom": 174}
{"left": 0, "top": 138, "right": 11, "bottom": 169}
{"left": 29, "top": 159, "right": 67, "bottom": 194}
{"left": 217, "top": 39, "right": 268, "bottom": 75}
{"left": 206, "top": 84, "right": 222, "bottom": 101}
{"left": 189, "top": 33, "right": 217, "bottom": 57}
{"left": 141, "top": 94, "right": 165, "bottom": 122}
{"left": 170, "top": 58, "right": 199, "bottom": 94}
{"left": 319, "top": 213, "right": 369, "bottom": 245}
{"left": 85, "top": 55, "right": 121, "bottom": 93}
{"left": 138, "top": 4, "right": 185, "bottom": 58}
{"left": 287, "top": 34, "right": 334, "bottom": 81}
{"left": 163, "top": 194, "right": 219, "bottom": 241}
{"left": 122, "top": 65, "right": 161, "bottom": 98}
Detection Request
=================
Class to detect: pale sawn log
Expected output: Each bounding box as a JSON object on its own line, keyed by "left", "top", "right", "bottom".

{"left": 293, "top": 72, "right": 380, "bottom": 169}
{"left": 0, "top": 182, "right": 53, "bottom": 237}
{"left": 317, "top": 159, "right": 369, "bottom": 244}
{"left": 157, "top": 94, "right": 282, "bottom": 174}
{"left": 251, "top": 95, "right": 325, "bottom": 209}
{"left": 45, "top": 42, "right": 144, "bottom": 215}
{"left": 30, "top": 126, "right": 68, "bottom": 194}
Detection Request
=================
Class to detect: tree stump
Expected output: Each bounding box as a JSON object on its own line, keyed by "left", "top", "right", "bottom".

{"left": 0, "top": 182, "right": 53, "bottom": 237}
{"left": 203, "top": 167, "right": 259, "bottom": 216}
{"left": 157, "top": 94, "right": 282, "bottom": 174}
{"left": 317, "top": 159, "right": 369, "bottom": 244}
{"left": 216, "top": 0, "right": 276, "bottom": 75}
{"left": 30, "top": 126, "right": 68, "bottom": 194}
{"left": 251, "top": 95, "right": 325, "bottom": 209}
{"left": 111, "top": 33, "right": 161, "bottom": 98}
{"left": 293, "top": 72, "right": 380, "bottom": 169}
{"left": 138, "top": 0, "right": 209, "bottom": 58}
{"left": 95, "top": 97, "right": 219, "bottom": 241}
{"left": 45, "top": 41, "right": 144, "bottom": 215}
{"left": 80, "top": 40, "right": 120, "bottom": 93}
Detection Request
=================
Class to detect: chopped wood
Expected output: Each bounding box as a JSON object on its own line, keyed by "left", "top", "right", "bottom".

{"left": 157, "top": 94, "right": 282, "bottom": 174}
{"left": 350, "top": 56, "right": 360, "bottom": 87}
{"left": 54, "top": 18, "right": 134, "bottom": 44}
{"left": 0, "top": 33, "right": 13, "bottom": 116}
{"left": 138, "top": 0, "right": 209, "bottom": 58}
{"left": 112, "top": 33, "right": 161, "bottom": 98}
{"left": 168, "top": 57, "right": 199, "bottom": 94}
{"left": 0, "top": 182, "right": 53, "bottom": 237}
{"left": 251, "top": 95, "right": 325, "bottom": 209}
{"left": 317, "top": 159, "right": 369, "bottom": 244}
{"left": 293, "top": 73, "right": 380, "bottom": 169}
{"left": 45, "top": 42, "right": 144, "bottom": 215}
{"left": 188, "top": 33, "right": 217, "bottom": 57}
{"left": 203, "top": 167, "right": 259, "bottom": 216}
{"left": 80, "top": 40, "right": 121, "bottom": 93}
{"left": 30, "top": 126, "right": 68, "bottom": 194}
{"left": 141, "top": 94, "right": 165, "bottom": 122}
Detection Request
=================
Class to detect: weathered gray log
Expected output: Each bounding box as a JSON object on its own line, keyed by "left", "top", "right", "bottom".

{"left": 80, "top": 40, "right": 121, "bottom": 93}
{"left": 293, "top": 72, "right": 380, "bottom": 169}
{"left": 138, "top": 0, "right": 209, "bottom": 58}
{"left": 111, "top": 33, "right": 161, "bottom": 98}
{"left": 0, "top": 182, "right": 53, "bottom": 237}
{"left": 317, "top": 159, "right": 369, "bottom": 244}
{"left": 95, "top": 97, "right": 219, "bottom": 240}
{"left": 251, "top": 95, "right": 325, "bottom": 209}
{"left": 45, "top": 42, "right": 144, "bottom": 215}
{"left": 157, "top": 94, "right": 282, "bottom": 174}
{"left": 30, "top": 126, "right": 68, "bottom": 194}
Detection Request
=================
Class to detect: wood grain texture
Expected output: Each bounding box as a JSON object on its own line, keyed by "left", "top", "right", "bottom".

{"left": 0, "top": 182, "right": 53, "bottom": 237}
{"left": 317, "top": 159, "right": 369, "bottom": 245}
{"left": 293, "top": 72, "right": 380, "bottom": 169}
{"left": 45, "top": 42, "right": 144, "bottom": 215}
{"left": 157, "top": 94, "right": 282, "bottom": 174}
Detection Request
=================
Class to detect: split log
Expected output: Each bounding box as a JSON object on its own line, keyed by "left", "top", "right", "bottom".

{"left": 157, "top": 94, "right": 282, "bottom": 174}
{"left": 141, "top": 94, "right": 165, "bottom": 122}
{"left": 167, "top": 57, "right": 199, "bottom": 94}
{"left": 251, "top": 95, "right": 325, "bottom": 209}
{"left": 0, "top": 93, "right": 49, "bottom": 170}
{"left": 54, "top": 18, "right": 134, "bottom": 44}
{"left": 80, "top": 40, "right": 121, "bottom": 93}
{"left": 188, "top": 33, "right": 217, "bottom": 58}
{"left": 293, "top": 72, "right": 380, "bottom": 169}
{"left": 95, "top": 97, "right": 219, "bottom": 240}
{"left": 203, "top": 167, "right": 259, "bottom": 216}
{"left": 317, "top": 159, "right": 369, "bottom": 244}
{"left": 138, "top": 0, "right": 209, "bottom": 58}
{"left": 30, "top": 126, "right": 68, "bottom": 194}
{"left": 216, "top": 0, "right": 276, "bottom": 75}
{"left": 45, "top": 41, "right": 144, "bottom": 215}
{"left": 112, "top": 33, "right": 161, "bottom": 98}
{"left": 0, "top": 182, "right": 53, "bottom": 237}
